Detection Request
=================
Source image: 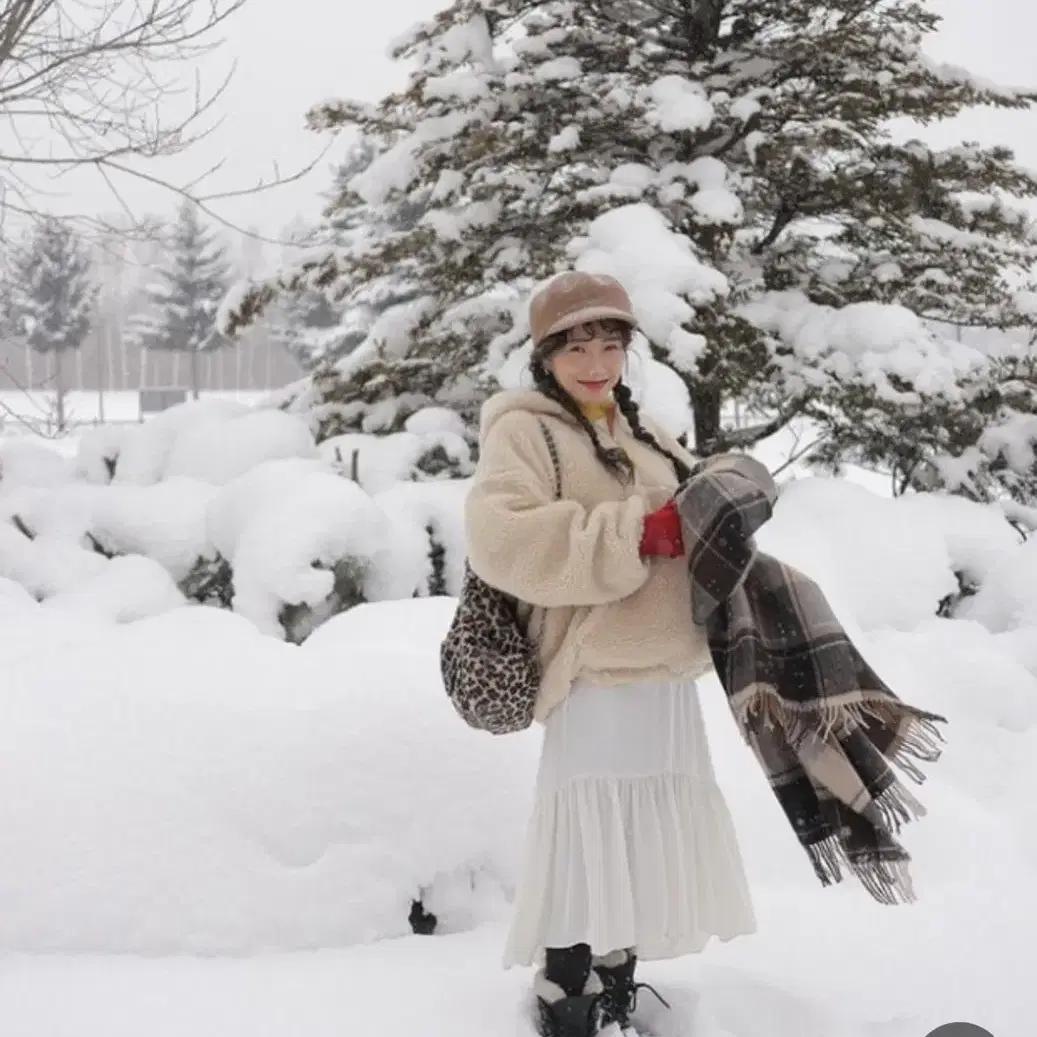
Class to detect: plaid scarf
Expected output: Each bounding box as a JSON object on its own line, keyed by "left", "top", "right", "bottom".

{"left": 674, "top": 454, "right": 947, "bottom": 906}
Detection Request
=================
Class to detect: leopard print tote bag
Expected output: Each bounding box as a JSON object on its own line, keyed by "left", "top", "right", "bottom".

{"left": 440, "top": 419, "right": 562, "bottom": 735}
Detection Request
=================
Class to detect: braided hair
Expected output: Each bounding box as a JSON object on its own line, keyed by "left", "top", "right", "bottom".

{"left": 612, "top": 380, "right": 693, "bottom": 483}
{"left": 530, "top": 324, "right": 692, "bottom": 485}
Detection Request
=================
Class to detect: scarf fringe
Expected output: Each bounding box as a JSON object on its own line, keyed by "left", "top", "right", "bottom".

{"left": 870, "top": 775, "right": 926, "bottom": 833}
{"left": 732, "top": 687, "right": 946, "bottom": 782}
{"left": 809, "top": 839, "right": 917, "bottom": 906}
{"left": 806, "top": 820, "right": 918, "bottom": 906}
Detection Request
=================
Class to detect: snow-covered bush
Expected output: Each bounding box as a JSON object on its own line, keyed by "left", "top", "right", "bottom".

{"left": 0, "top": 397, "right": 466, "bottom": 640}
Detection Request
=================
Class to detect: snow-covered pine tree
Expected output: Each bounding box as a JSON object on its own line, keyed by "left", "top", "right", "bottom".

{"left": 130, "top": 202, "right": 232, "bottom": 399}
{"left": 266, "top": 282, "right": 343, "bottom": 371}
{"left": 222, "top": 0, "right": 1037, "bottom": 502}
{"left": 220, "top": 136, "right": 433, "bottom": 440}
{"left": 3, "top": 218, "right": 96, "bottom": 430}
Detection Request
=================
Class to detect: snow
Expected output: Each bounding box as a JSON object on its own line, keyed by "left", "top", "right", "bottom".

{"left": 164, "top": 408, "right": 319, "bottom": 485}
{"left": 109, "top": 398, "right": 252, "bottom": 485}
{"left": 90, "top": 479, "right": 218, "bottom": 581}
{"left": 645, "top": 75, "right": 715, "bottom": 132}
{"left": 570, "top": 202, "right": 729, "bottom": 352}
{"left": 372, "top": 479, "right": 471, "bottom": 598}
{"left": 412, "top": 14, "right": 495, "bottom": 74}
{"left": 422, "top": 198, "right": 502, "bottom": 242}
{"left": 535, "top": 56, "right": 581, "bottom": 82}
{"left": 548, "top": 125, "right": 580, "bottom": 152}
{"left": 43, "top": 553, "right": 187, "bottom": 622}
{"left": 0, "top": 438, "right": 74, "bottom": 488}
{"left": 0, "top": 407, "right": 1036, "bottom": 1035}
{"left": 690, "top": 187, "right": 744, "bottom": 225}
{"left": 319, "top": 427, "right": 472, "bottom": 493}
{"left": 958, "top": 534, "right": 1037, "bottom": 633}
{"left": 0, "top": 595, "right": 539, "bottom": 957}
{"left": 760, "top": 476, "right": 960, "bottom": 632}
{"left": 404, "top": 406, "right": 468, "bottom": 438}
{"left": 740, "top": 291, "right": 989, "bottom": 401}
{"left": 0, "top": 396, "right": 468, "bottom": 637}
{"left": 223, "top": 462, "right": 386, "bottom": 638}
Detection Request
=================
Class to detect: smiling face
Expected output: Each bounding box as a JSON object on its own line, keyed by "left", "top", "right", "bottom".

{"left": 545, "top": 320, "right": 629, "bottom": 406}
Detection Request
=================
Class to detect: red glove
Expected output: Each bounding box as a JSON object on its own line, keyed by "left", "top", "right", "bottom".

{"left": 640, "top": 499, "right": 684, "bottom": 558}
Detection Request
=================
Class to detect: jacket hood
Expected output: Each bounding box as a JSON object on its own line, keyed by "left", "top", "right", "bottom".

{"left": 477, "top": 389, "right": 580, "bottom": 449}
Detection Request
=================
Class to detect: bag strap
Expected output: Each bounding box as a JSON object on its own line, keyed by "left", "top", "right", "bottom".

{"left": 536, "top": 418, "right": 563, "bottom": 502}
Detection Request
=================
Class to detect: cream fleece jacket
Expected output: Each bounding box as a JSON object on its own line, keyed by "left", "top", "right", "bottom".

{"left": 464, "top": 389, "right": 712, "bottom": 721}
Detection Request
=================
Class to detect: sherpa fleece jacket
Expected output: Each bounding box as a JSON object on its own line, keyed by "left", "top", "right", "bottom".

{"left": 464, "top": 389, "right": 712, "bottom": 722}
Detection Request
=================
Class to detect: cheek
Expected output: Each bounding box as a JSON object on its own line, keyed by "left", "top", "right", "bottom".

{"left": 548, "top": 354, "right": 580, "bottom": 386}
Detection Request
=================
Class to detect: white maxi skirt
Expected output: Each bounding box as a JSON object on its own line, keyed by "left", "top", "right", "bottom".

{"left": 503, "top": 677, "right": 757, "bottom": 968}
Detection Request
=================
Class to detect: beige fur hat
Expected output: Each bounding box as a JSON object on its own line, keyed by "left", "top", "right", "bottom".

{"left": 529, "top": 272, "right": 637, "bottom": 350}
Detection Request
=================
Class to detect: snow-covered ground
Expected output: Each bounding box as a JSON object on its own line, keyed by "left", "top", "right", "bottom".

{"left": 0, "top": 395, "right": 1033, "bottom": 1037}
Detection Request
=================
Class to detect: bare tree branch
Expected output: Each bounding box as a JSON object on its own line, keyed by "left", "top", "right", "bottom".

{"left": 0, "top": 0, "right": 322, "bottom": 239}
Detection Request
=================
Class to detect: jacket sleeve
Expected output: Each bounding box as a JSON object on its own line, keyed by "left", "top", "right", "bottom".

{"left": 464, "top": 414, "right": 651, "bottom": 608}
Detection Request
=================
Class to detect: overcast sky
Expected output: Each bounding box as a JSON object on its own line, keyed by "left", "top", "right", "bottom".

{"left": 27, "top": 0, "right": 1037, "bottom": 250}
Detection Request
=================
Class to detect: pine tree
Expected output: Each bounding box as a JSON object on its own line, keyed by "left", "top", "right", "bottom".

{"left": 220, "top": 135, "right": 433, "bottom": 438}
{"left": 222, "top": 0, "right": 1037, "bottom": 501}
{"left": 267, "top": 286, "right": 344, "bottom": 370}
{"left": 130, "top": 202, "right": 232, "bottom": 399}
{"left": 3, "top": 219, "right": 96, "bottom": 430}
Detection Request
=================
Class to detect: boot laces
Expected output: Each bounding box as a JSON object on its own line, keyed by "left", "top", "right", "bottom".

{"left": 630, "top": 980, "right": 670, "bottom": 1014}
{"left": 609, "top": 978, "right": 670, "bottom": 1029}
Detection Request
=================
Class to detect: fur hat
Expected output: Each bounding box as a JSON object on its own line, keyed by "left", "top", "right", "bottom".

{"left": 529, "top": 272, "right": 637, "bottom": 350}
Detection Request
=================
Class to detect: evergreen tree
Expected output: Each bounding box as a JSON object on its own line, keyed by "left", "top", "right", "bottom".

{"left": 223, "top": 0, "right": 1037, "bottom": 502}
{"left": 130, "top": 202, "right": 232, "bottom": 399}
{"left": 267, "top": 286, "right": 344, "bottom": 371}
{"left": 220, "top": 135, "right": 432, "bottom": 438}
{"left": 3, "top": 219, "right": 96, "bottom": 429}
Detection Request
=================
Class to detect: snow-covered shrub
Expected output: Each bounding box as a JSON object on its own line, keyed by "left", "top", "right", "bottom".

{"left": 207, "top": 458, "right": 390, "bottom": 640}
{"left": 0, "top": 397, "right": 467, "bottom": 639}
{"left": 0, "top": 521, "right": 108, "bottom": 601}
{"left": 164, "top": 408, "right": 319, "bottom": 485}
{"left": 0, "top": 439, "right": 74, "bottom": 488}
{"left": 372, "top": 480, "right": 469, "bottom": 600}
{"left": 74, "top": 423, "right": 129, "bottom": 484}
{"left": 42, "top": 553, "right": 186, "bottom": 623}
{"left": 957, "top": 534, "right": 1037, "bottom": 634}
{"left": 319, "top": 427, "right": 472, "bottom": 492}
{"left": 758, "top": 476, "right": 1023, "bottom": 631}
{"left": 109, "top": 398, "right": 249, "bottom": 485}
{"left": 0, "top": 597, "right": 542, "bottom": 953}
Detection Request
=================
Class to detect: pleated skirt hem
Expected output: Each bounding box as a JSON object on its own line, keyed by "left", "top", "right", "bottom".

{"left": 502, "top": 767, "right": 758, "bottom": 969}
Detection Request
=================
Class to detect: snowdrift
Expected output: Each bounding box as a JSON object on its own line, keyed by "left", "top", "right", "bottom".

{"left": 0, "top": 404, "right": 1034, "bottom": 963}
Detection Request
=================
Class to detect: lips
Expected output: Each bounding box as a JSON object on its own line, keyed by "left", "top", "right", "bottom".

{"left": 579, "top": 380, "right": 610, "bottom": 391}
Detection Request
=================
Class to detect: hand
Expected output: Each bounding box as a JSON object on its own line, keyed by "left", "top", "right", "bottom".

{"left": 640, "top": 499, "right": 684, "bottom": 558}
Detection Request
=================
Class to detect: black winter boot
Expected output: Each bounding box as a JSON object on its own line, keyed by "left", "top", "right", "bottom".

{"left": 592, "top": 949, "right": 670, "bottom": 1033}
{"left": 534, "top": 944, "right": 607, "bottom": 1037}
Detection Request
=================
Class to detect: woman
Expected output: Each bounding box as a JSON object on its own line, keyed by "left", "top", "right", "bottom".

{"left": 464, "top": 272, "right": 757, "bottom": 1037}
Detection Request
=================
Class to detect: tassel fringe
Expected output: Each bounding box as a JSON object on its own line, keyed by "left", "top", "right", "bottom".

{"left": 805, "top": 780, "right": 925, "bottom": 905}
{"left": 807, "top": 832, "right": 917, "bottom": 906}
{"left": 726, "top": 686, "right": 944, "bottom": 906}
{"left": 730, "top": 686, "right": 947, "bottom": 783}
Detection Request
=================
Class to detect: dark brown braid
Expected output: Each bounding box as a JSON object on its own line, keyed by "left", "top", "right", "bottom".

{"left": 612, "top": 380, "right": 693, "bottom": 483}
{"left": 530, "top": 350, "right": 635, "bottom": 483}
{"left": 530, "top": 325, "right": 692, "bottom": 485}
